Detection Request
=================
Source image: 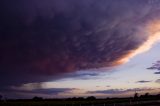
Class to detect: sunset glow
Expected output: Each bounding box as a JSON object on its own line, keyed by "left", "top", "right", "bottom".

{"left": 0, "top": 0, "right": 160, "bottom": 99}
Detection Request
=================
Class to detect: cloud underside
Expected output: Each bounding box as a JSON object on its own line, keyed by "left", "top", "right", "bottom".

{"left": 0, "top": 0, "right": 160, "bottom": 86}
{"left": 1, "top": 87, "right": 75, "bottom": 99}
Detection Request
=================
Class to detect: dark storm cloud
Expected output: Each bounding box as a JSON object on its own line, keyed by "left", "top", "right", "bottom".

{"left": 16, "top": 88, "right": 74, "bottom": 95}
{"left": 0, "top": 82, "right": 75, "bottom": 96}
{"left": 0, "top": 0, "right": 160, "bottom": 86}
{"left": 0, "top": 87, "right": 75, "bottom": 99}
{"left": 136, "top": 80, "right": 151, "bottom": 83}
{"left": 87, "top": 88, "right": 154, "bottom": 94}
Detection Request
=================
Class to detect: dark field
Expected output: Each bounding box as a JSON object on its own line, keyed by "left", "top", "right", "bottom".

{"left": 1, "top": 99, "right": 160, "bottom": 106}
{"left": 1, "top": 94, "right": 160, "bottom": 106}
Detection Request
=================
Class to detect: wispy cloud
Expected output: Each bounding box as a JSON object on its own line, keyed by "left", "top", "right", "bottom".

{"left": 147, "top": 61, "right": 160, "bottom": 75}
{"left": 147, "top": 61, "right": 160, "bottom": 70}
{"left": 87, "top": 88, "right": 154, "bottom": 94}
{"left": 136, "top": 80, "right": 151, "bottom": 83}
{"left": 154, "top": 72, "right": 160, "bottom": 74}
{"left": 155, "top": 79, "right": 160, "bottom": 83}
{"left": 66, "top": 71, "right": 101, "bottom": 80}
{"left": 106, "top": 85, "right": 111, "bottom": 88}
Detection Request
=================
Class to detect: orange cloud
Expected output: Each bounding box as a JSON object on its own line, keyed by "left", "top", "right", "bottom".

{"left": 115, "top": 20, "right": 160, "bottom": 65}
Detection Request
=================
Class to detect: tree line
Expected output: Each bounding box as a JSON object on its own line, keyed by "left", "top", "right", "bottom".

{"left": 0, "top": 93, "right": 160, "bottom": 101}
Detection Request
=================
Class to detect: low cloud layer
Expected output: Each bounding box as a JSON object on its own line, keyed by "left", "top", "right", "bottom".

{"left": 0, "top": 82, "right": 76, "bottom": 98}
{"left": 1, "top": 0, "right": 160, "bottom": 94}
{"left": 87, "top": 88, "right": 154, "bottom": 94}
{"left": 1, "top": 87, "right": 75, "bottom": 99}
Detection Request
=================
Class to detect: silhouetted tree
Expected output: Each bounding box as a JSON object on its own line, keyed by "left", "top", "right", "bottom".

{"left": 71, "top": 97, "right": 77, "bottom": 100}
{"left": 0, "top": 95, "right": 2, "bottom": 101}
{"left": 140, "top": 92, "right": 150, "bottom": 99}
{"left": 32, "top": 96, "right": 43, "bottom": 101}
{"left": 144, "top": 93, "right": 149, "bottom": 98}
{"left": 77, "top": 97, "right": 85, "bottom": 100}
{"left": 134, "top": 93, "right": 139, "bottom": 100}
{"left": 86, "top": 96, "right": 96, "bottom": 100}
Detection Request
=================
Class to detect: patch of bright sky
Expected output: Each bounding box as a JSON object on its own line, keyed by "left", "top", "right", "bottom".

{"left": 110, "top": 42, "right": 160, "bottom": 88}
{"left": 42, "top": 42, "right": 160, "bottom": 93}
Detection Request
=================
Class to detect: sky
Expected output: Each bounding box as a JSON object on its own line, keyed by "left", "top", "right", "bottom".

{"left": 0, "top": 0, "right": 160, "bottom": 99}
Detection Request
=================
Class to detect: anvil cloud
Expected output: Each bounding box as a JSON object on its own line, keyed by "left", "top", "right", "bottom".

{"left": 1, "top": 0, "right": 160, "bottom": 87}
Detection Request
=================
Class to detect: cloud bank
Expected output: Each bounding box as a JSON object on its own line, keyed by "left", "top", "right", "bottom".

{"left": 1, "top": 0, "right": 160, "bottom": 87}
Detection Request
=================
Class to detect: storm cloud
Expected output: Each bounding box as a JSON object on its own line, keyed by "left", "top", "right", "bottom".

{"left": 1, "top": 0, "right": 160, "bottom": 86}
